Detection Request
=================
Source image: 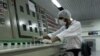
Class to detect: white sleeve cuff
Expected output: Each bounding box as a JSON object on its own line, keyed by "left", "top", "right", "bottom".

{"left": 56, "top": 34, "right": 64, "bottom": 42}
{"left": 48, "top": 34, "right": 53, "bottom": 39}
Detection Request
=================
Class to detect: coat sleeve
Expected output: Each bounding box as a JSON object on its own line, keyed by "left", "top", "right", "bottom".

{"left": 48, "top": 26, "right": 65, "bottom": 38}
{"left": 56, "top": 21, "right": 82, "bottom": 41}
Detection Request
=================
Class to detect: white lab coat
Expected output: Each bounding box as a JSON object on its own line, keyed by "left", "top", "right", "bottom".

{"left": 48, "top": 20, "right": 82, "bottom": 50}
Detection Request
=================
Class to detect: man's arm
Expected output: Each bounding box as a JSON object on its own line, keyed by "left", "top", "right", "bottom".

{"left": 56, "top": 21, "right": 82, "bottom": 41}
{"left": 48, "top": 26, "right": 65, "bottom": 38}
{"left": 43, "top": 26, "right": 65, "bottom": 40}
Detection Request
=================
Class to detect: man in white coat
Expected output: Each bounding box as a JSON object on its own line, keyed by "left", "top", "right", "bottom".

{"left": 42, "top": 9, "right": 82, "bottom": 56}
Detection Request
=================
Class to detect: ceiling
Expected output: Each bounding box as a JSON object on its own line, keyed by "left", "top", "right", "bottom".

{"left": 33, "top": 0, "right": 100, "bottom": 20}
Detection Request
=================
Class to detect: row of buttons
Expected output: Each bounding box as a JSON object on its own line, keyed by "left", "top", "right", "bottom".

{"left": 0, "top": 41, "right": 44, "bottom": 50}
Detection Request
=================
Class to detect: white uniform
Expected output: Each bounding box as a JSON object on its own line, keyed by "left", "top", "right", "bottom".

{"left": 48, "top": 20, "right": 82, "bottom": 50}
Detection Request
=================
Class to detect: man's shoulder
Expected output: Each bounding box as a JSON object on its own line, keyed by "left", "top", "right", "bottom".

{"left": 73, "top": 20, "right": 81, "bottom": 25}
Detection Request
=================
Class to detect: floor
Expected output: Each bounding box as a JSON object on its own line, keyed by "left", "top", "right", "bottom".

{"left": 91, "top": 51, "right": 100, "bottom": 56}
{"left": 65, "top": 51, "right": 100, "bottom": 56}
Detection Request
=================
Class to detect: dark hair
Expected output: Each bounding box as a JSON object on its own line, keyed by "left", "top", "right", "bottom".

{"left": 64, "top": 19, "right": 70, "bottom": 29}
{"left": 65, "top": 22, "right": 70, "bottom": 29}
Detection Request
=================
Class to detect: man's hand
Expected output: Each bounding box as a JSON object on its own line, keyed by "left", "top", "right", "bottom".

{"left": 43, "top": 35, "right": 51, "bottom": 40}
{"left": 42, "top": 39, "right": 52, "bottom": 44}
{"left": 43, "top": 35, "right": 61, "bottom": 43}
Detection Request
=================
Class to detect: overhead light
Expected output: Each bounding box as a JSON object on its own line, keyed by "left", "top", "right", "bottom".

{"left": 51, "top": 0, "right": 62, "bottom": 8}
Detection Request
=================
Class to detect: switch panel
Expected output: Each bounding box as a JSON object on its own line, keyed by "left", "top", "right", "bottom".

{"left": 14, "top": 0, "right": 39, "bottom": 38}
{"left": 0, "top": 0, "right": 12, "bottom": 39}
